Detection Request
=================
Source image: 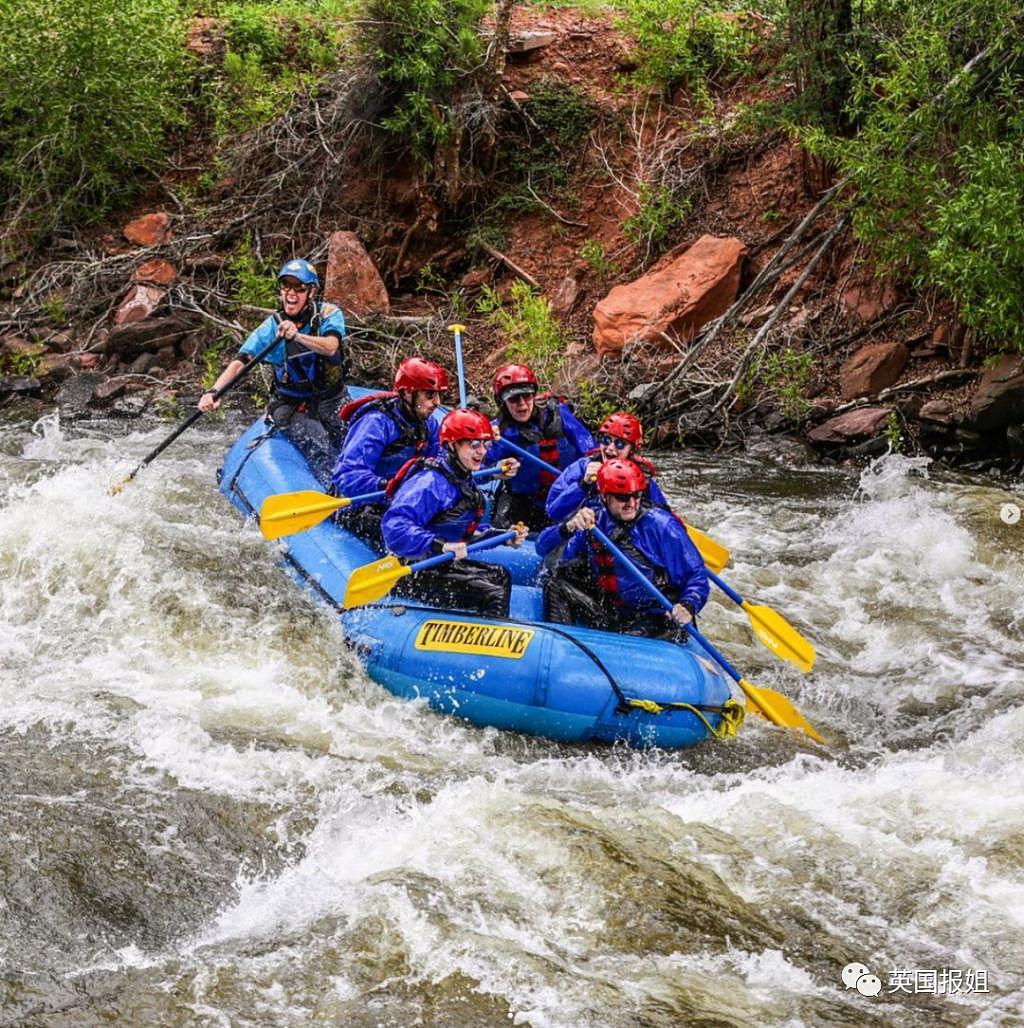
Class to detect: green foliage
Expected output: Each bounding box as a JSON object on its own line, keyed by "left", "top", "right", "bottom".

{"left": 205, "top": 2, "right": 345, "bottom": 139}
{"left": 42, "top": 294, "right": 68, "bottom": 327}
{"left": 573, "top": 379, "right": 620, "bottom": 426}
{"left": 616, "top": 0, "right": 758, "bottom": 99}
{"left": 477, "top": 281, "right": 568, "bottom": 382}
{"left": 923, "top": 138, "right": 1024, "bottom": 351}
{"left": 506, "top": 82, "right": 595, "bottom": 192}
{"left": 201, "top": 338, "right": 233, "bottom": 390}
{"left": 357, "top": 0, "right": 490, "bottom": 163}
{"left": 578, "top": 240, "right": 620, "bottom": 278}
{"left": 0, "top": 344, "right": 43, "bottom": 378}
{"left": 227, "top": 235, "right": 281, "bottom": 308}
{"left": 623, "top": 183, "right": 693, "bottom": 256}
{"left": 799, "top": 0, "right": 1024, "bottom": 352}
{"left": 885, "top": 410, "right": 904, "bottom": 453}
{"left": 758, "top": 346, "right": 813, "bottom": 420}
{"left": 0, "top": 0, "right": 187, "bottom": 247}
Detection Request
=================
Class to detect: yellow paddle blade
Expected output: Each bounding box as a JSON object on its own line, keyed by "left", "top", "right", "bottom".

{"left": 259, "top": 491, "right": 350, "bottom": 541}
{"left": 342, "top": 555, "right": 411, "bottom": 609}
{"left": 686, "top": 525, "right": 730, "bottom": 574}
{"left": 737, "top": 677, "right": 825, "bottom": 745}
{"left": 742, "top": 601, "right": 816, "bottom": 673}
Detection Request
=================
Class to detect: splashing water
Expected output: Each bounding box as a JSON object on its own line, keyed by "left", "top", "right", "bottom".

{"left": 1, "top": 421, "right": 1022, "bottom": 1027}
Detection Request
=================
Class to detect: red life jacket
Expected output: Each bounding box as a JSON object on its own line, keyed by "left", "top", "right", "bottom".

{"left": 338, "top": 392, "right": 430, "bottom": 460}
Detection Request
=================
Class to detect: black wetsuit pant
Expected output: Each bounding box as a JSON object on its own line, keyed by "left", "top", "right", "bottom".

{"left": 392, "top": 558, "right": 512, "bottom": 620}
{"left": 543, "top": 561, "right": 687, "bottom": 641}
{"left": 270, "top": 391, "right": 346, "bottom": 488}
{"left": 491, "top": 484, "right": 548, "bottom": 532}
{"left": 337, "top": 502, "right": 386, "bottom": 553}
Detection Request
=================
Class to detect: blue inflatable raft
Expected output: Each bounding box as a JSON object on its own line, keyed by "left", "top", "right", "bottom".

{"left": 218, "top": 418, "right": 741, "bottom": 749}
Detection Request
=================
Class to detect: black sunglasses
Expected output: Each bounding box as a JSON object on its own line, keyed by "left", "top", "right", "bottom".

{"left": 597, "top": 434, "right": 630, "bottom": 449}
{"left": 608, "top": 490, "right": 643, "bottom": 502}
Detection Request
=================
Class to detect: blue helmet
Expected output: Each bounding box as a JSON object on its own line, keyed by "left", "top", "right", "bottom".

{"left": 277, "top": 259, "right": 319, "bottom": 287}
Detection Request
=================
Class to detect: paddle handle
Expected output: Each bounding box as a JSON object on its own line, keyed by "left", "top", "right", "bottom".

{"left": 408, "top": 529, "right": 517, "bottom": 574}
{"left": 448, "top": 323, "right": 468, "bottom": 407}
{"left": 592, "top": 526, "right": 743, "bottom": 686}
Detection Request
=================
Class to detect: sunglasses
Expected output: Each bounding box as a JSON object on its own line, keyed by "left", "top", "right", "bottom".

{"left": 463, "top": 439, "right": 491, "bottom": 451}
{"left": 608, "top": 490, "right": 643, "bottom": 502}
{"left": 280, "top": 279, "right": 311, "bottom": 292}
{"left": 597, "top": 434, "right": 630, "bottom": 449}
{"left": 420, "top": 389, "right": 441, "bottom": 399}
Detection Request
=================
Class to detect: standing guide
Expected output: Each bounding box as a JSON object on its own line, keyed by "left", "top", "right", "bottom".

{"left": 200, "top": 259, "right": 347, "bottom": 485}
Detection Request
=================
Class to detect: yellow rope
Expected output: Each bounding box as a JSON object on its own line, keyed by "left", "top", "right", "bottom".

{"left": 623, "top": 698, "right": 745, "bottom": 741}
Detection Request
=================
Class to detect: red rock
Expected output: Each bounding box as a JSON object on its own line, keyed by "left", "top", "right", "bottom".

{"left": 34, "top": 353, "right": 76, "bottom": 382}
{"left": 509, "top": 90, "right": 530, "bottom": 103}
{"left": 77, "top": 353, "right": 99, "bottom": 370}
{"left": 550, "top": 271, "right": 583, "bottom": 317}
{"left": 112, "top": 284, "right": 166, "bottom": 326}
{"left": 807, "top": 406, "right": 892, "bottom": 443}
{"left": 1, "top": 335, "right": 40, "bottom": 360}
{"left": 918, "top": 399, "right": 956, "bottom": 424}
{"left": 839, "top": 341, "right": 908, "bottom": 400}
{"left": 460, "top": 267, "right": 492, "bottom": 290}
{"left": 123, "top": 212, "right": 171, "bottom": 246}
{"left": 321, "top": 231, "right": 389, "bottom": 318}
{"left": 132, "top": 258, "right": 177, "bottom": 286}
{"left": 842, "top": 279, "right": 899, "bottom": 321}
{"left": 592, "top": 235, "right": 746, "bottom": 357}
{"left": 968, "top": 354, "right": 1024, "bottom": 430}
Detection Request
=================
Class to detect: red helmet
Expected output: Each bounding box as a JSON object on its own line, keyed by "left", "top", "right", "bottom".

{"left": 493, "top": 363, "right": 538, "bottom": 404}
{"left": 439, "top": 408, "right": 495, "bottom": 444}
{"left": 394, "top": 357, "right": 449, "bottom": 393}
{"left": 596, "top": 458, "right": 647, "bottom": 497}
{"left": 599, "top": 412, "right": 643, "bottom": 447}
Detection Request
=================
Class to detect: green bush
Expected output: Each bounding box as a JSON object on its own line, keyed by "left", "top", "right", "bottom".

{"left": 616, "top": 0, "right": 758, "bottom": 99}
{"left": 357, "top": 0, "right": 491, "bottom": 163}
{"left": 798, "top": 0, "right": 1024, "bottom": 352}
{"left": 227, "top": 234, "right": 282, "bottom": 308}
{"left": 624, "top": 182, "right": 693, "bottom": 257}
{"left": 923, "top": 139, "right": 1024, "bottom": 351}
{"left": 477, "top": 281, "right": 568, "bottom": 383}
{"left": 759, "top": 346, "right": 813, "bottom": 420}
{"left": 205, "top": 2, "right": 346, "bottom": 139}
{"left": 507, "top": 82, "right": 595, "bottom": 191}
{"left": 0, "top": 0, "right": 186, "bottom": 248}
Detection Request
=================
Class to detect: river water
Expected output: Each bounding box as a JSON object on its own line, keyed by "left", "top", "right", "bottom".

{"left": 1, "top": 412, "right": 1022, "bottom": 1027}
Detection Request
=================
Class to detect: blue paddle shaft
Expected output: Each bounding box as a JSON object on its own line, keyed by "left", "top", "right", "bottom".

{"left": 706, "top": 569, "right": 742, "bottom": 605}
{"left": 409, "top": 529, "right": 518, "bottom": 574}
{"left": 346, "top": 465, "right": 505, "bottom": 508}
{"left": 453, "top": 330, "right": 468, "bottom": 407}
{"left": 591, "top": 525, "right": 743, "bottom": 687}
{"left": 497, "top": 436, "right": 552, "bottom": 474}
